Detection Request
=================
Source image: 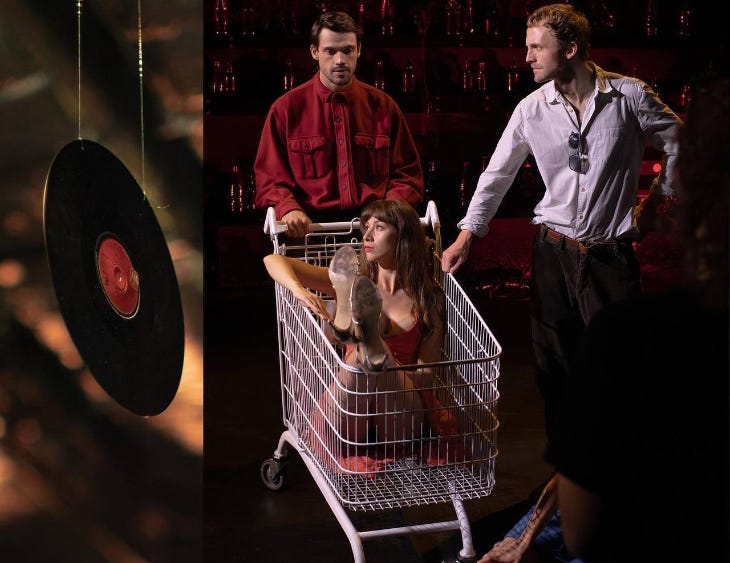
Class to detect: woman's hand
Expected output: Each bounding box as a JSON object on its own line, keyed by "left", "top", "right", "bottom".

{"left": 292, "top": 286, "right": 330, "bottom": 321}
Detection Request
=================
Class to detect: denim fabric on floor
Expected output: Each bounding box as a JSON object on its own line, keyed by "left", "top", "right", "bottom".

{"left": 505, "top": 504, "right": 585, "bottom": 563}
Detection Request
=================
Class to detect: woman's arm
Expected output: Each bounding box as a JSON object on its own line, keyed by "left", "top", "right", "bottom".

{"left": 556, "top": 473, "right": 600, "bottom": 558}
{"left": 417, "top": 292, "right": 446, "bottom": 365}
{"left": 262, "top": 254, "right": 334, "bottom": 321}
{"left": 418, "top": 318, "right": 444, "bottom": 364}
{"left": 409, "top": 304, "right": 445, "bottom": 390}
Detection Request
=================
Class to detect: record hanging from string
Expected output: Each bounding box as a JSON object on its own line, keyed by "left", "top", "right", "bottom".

{"left": 43, "top": 139, "right": 184, "bottom": 416}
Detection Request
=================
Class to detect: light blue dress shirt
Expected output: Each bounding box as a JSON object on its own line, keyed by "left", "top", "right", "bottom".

{"left": 458, "top": 63, "right": 682, "bottom": 242}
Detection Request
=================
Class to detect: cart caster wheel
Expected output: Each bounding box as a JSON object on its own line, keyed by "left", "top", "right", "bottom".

{"left": 260, "top": 458, "right": 286, "bottom": 491}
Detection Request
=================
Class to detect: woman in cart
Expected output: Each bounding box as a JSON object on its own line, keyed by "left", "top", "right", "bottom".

{"left": 263, "top": 199, "right": 457, "bottom": 470}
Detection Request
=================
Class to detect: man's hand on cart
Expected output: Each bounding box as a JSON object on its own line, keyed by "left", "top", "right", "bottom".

{"left": 281, "top": 209, "right": 312, "bottom": 238}
{"left": 441, "top": 229, "right": 475, "bottom": 273}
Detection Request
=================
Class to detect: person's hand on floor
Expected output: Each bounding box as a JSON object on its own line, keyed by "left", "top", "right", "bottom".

{"left": 478, "top": 536, "right": 532, "bottom": 563}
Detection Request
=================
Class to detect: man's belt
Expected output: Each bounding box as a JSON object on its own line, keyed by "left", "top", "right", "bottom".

{"left": 539, "top": 225, "right": 634, "bottom": 254}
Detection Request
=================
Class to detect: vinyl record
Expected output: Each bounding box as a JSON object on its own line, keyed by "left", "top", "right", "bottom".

{"left": 43, "top": 139, "right": 184, "bottom": 416}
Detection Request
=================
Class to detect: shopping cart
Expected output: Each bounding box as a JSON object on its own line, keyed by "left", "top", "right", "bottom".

{"left": 260, "top": 202, "right": 501, "bottom": 563}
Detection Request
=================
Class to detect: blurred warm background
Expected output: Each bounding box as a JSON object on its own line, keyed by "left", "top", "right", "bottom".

{"left": 0, "top": 1, "right": 203, "bottom": 561}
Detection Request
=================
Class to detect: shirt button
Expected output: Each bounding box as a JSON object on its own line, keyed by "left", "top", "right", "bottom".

{"left": 335, "top": 117, "right": 341, "bottom": 123}
{"left": 341, "top": 184, "right": 347, "bottom": 190}
{"left": 578, "top": 214, "right": 583, "bottom": 219}
{"left": 338, "top": 139, "right": 344, "bottom": 145}
{"left": 340, "top": 161, "right": 346, "bottom": 167}
{"left": 580, "top": 187, "right": 586, "bottom": 192}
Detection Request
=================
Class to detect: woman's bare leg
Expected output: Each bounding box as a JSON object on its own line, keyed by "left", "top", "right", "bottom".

{"left": 371, "top": 369, "right": 424, "bottom": 445}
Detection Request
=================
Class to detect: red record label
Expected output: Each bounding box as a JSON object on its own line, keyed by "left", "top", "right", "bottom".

{"left": 97, "top": 235, "right": 140, "bottom": 317}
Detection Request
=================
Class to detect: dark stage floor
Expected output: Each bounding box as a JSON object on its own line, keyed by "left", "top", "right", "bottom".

{"left": 202, "top": 218, "right": 684, "bottom": 563}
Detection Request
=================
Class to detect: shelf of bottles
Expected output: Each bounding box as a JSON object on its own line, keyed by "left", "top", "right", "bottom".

{"left": 206, "top": 1, "right": 701, "bottom": 109}
{"left": 207, "top": 0, "right": 699, "bottom": 50}
{"left": 204, "top": 0, "right": 703, "bottom": 227}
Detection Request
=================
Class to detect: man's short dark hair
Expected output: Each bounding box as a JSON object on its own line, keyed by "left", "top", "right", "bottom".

{"left": 310, "top": 11, "right": 363, "bottom": 48}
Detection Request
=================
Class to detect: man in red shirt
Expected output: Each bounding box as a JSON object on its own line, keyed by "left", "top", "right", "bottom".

{"left": 254, "top": 11, "right": 423, "bottom": 238}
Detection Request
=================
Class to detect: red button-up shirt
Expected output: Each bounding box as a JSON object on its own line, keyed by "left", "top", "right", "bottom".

{"left": 254, "top": 73, "right": 423, "bottom": 220}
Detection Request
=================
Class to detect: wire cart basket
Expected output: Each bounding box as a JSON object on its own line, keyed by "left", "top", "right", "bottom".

{"left": 260, "top": 202, "right": 501, "bottom": 563}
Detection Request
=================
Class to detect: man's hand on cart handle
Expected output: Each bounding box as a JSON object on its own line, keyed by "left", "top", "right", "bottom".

{"left": 282, "top": 209, "right": 313, "bottom": 238}
{"left": 441, "top": 230, "right": 474, "bottom": 274}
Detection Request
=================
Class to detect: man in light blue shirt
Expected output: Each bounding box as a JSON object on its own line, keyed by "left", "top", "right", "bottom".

{"left": 442, "top": 4, "right": 682, "bottom": 563}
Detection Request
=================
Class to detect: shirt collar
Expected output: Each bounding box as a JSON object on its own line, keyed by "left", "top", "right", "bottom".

{"left": 546, "top": 61, "right": 611, "bottom": 104}
{"left": 590, "top": 62, "right": 613, "bottom": 94}
{"left": 312, "top": 73, "right": 358, "bottom": 103}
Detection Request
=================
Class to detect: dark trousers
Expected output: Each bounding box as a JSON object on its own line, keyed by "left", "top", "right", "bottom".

{"left": 529, "top": 230, "right": 641, "bottom": 444}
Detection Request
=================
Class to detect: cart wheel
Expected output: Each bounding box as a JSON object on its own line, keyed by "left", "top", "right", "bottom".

{"left": 260, "top": 458, "right": 286, "bottom": 491}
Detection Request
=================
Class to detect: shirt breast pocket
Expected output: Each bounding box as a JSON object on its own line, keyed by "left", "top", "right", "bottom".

{"left": 353, "top": 134, "right": 390, "bottom": 183}
{"left": 589, "top": 127, "right": 627, "bottom": 165}
{"left": 287, "top": 136, "right": 328, "bottom": 179}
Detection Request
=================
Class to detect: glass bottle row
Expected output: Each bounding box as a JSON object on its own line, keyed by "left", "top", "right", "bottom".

{"left": 210, "top": 0, "right": 696, "bottom": 46}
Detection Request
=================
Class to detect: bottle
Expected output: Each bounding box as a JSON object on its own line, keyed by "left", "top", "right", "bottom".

{"left": 223, "top": 59, "right": 236, "bottom": 93}
{"left": 211, "top": 59, "right": 223, "bottom": 94}
{"left": 679, "top": 1, "right": 692, "bottom": 37}
{"left": 484, "top": 1, "right": 499, "bottom": 38}
{"left": 481, "top": 155, "right": 489, "bottom": 172}
{"left": 214, "top": 0, "right": 229, "bottom": 39}
{"left": 423, "top": 160, "right": 437, "bottom": 210}
{"left": 401, "top": 59, "right": 415, "bottom": 93}
{"left": 241, "top": 5, "right": 256, "bottom": 37}
{"left": 358, "top": 2, "right": 366, "bottom": 31}
{"left": 458, "top": 161, "right": 471, "bottom": 211}
{"left": 283, "top": 57, "right": 294, "bottom": 92}
{"left": 374, "top": 58, "right": 385, "bottom": 91}
{"left": 482, "top": 94, "right": 492, "bottom": 114}
{"left": 507, "top": 59, "right": 519, "bottom": 92}
{"left": 445, "top": 0, "right": 461, "bottom": 38}
{"left": 288, "top": 4, "right": 299, "bottom": 35}
{"left": 462, "top": 0, "right": 475, "bottom": 36}
{"left": 680, "top": 83, "right": 691, "bottom": 110}
{"left": 243, "top": 168, "right": 256, "bottom": 212}
{"left": 476, "top": 60, "right": 487, "bottom": 93}
{"left": 650, "top": 77, "right": 660, "bottom": 98}
{"left": 426, "top": 95, "right": 441, "bottom": 115}
{"left": 645, "top": 0, "right": 658, "bottom": 38}
{"left": 230, "top": 165, "right": 243, "bottom": 214}
{"left": 461, "top": 59, "right": 473, "bottom": 92}
{"left": 381, "top": 0, "right": 394, "bottom": 36}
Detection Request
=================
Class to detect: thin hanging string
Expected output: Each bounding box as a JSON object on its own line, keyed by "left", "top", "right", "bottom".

{"left": 77, "top": 1, "right": 155, "bottom": 203}
{"left": 137, "top": 0, "right": 147, "bottom": 197}
{"left": 77, "top": 0, "right": 82, "bottom": 139}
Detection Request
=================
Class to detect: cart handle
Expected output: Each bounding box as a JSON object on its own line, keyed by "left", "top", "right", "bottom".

{"left": 263, "top": 201, "right": 441, "bottom": 235}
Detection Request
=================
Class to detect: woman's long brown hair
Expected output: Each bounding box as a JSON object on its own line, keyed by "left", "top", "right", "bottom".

{"left": 359, "top": 199, "right": 445, "bottom": 338}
